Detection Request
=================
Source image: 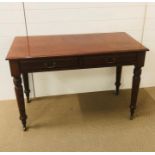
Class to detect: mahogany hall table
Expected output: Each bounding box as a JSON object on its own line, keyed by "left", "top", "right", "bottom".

{"left": 6, "top": 32, "right": 149, "bottom": 131}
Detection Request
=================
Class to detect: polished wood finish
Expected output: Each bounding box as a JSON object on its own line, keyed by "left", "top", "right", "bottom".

{"left": 6, "top": 32, "right": 149, "bottom": 131}
{"left": 130, "top": 66, "right": 142, "bottom": 120}
{"left": 6, "top": 32, "right": 148, "bottom": 60}
{"left": 115, "top": 65, "right": 122, "bottom": 95}
{"left": 130, "top": 52, "right": 146, "bottom": 120}
{"left": 22, "top": 73, "right": 30, "bottom": 103}
{"left": 13, "top": 76, "right": 27, "bottom": 131}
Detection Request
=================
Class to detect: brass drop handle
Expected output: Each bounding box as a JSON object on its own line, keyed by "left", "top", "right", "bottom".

{"left": 44, "top": 61, "right": 56, "bottom": 69}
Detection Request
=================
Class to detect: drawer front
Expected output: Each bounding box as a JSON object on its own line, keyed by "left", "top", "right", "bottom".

{"left": 20, "top": 57, "right": 78, "bottom": 72}
{"left": 81, "top": 53, "right": 137, "bottom": 68}
{"left": 82, "top": 55, "right": 117, "bottom": 67}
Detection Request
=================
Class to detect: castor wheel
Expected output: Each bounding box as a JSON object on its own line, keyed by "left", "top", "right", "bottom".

{"left": 23, "top": 126, "right": 27, "bottom": 131}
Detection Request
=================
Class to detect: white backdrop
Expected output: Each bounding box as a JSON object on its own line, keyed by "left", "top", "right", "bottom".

{"left": 0, "top": 2, "right": 155, "bottom": 100}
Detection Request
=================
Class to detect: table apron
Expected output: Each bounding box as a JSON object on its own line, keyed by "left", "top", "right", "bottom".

{"left": 19, "top": 53, "right": 138, "bottom": 73}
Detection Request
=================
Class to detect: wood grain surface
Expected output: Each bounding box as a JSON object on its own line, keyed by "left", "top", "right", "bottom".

{"left": 6, "top": 32, "right": 149, "bottom": 60}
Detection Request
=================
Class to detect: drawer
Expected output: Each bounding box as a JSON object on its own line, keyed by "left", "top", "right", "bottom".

{"left": 82, "top": 55, "right": 117, "bottom": 67}
{"left": 20, "top": 57, "right": 78, "bottom": 72}
{"left": 81, "top": 53, "right": 137, "bottom": 68}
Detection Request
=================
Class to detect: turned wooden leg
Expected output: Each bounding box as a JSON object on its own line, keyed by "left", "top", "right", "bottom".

{"left": 13, "top": 76, "right": 27, "bottom": 131}
{"left": 115, "top": 65, "right": 122, "bottom": 95}
{"left": 130, "top": 66, "right": 142, "bottom": 120}
{"left": 22, "top": 73, "right": 30, "bottom": 103}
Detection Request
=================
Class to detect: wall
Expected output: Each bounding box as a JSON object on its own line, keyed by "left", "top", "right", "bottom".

{"left": 142, "top": 3, "right": 155, "bottom": 87}
{"left": 0, "top": 2, "right": 155, "bottom": 100}
{"left": 0, "top": 3, "right": 26, "bottom": 99}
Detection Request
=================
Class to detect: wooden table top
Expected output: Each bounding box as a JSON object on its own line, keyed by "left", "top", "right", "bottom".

{"left": 6, "top": 32, "right": 149, "bottom": 60}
